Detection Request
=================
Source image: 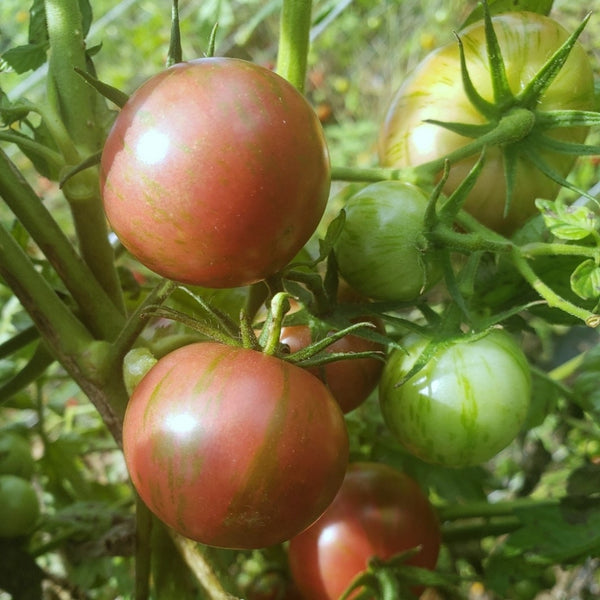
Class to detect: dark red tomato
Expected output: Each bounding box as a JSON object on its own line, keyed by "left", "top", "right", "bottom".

{"left": 101, "top": 57, "right": 330, "bottom": 288}
{"left": 288, "top": 462, "right": 441, "bottom": 600}
{"left": 280, "top": 322, "right": 384, "bottom": 413}
{"left": 122, "top": 342, "right": 348, "bottom": 549}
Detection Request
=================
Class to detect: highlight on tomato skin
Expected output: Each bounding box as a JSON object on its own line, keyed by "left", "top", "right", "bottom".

{"left": 100, "top": 56, "right": 331, "bottom": 289}
{"left": 287, "top": 461, "right": 441, "bottom": 600}
{"left": 121, "top": 342, "right": 349, "bottom": 550}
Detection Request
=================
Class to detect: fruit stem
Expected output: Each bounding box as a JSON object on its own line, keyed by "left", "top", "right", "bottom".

{"left": 276, "top": 0, "right": 312, "bottom": 92}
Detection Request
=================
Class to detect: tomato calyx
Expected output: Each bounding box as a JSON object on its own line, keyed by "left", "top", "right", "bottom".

{"left": 336, "top": 549, "right": 454, "bottom": 600}
{"left": 411, "top": 6, "right": 600, "bottom": 216}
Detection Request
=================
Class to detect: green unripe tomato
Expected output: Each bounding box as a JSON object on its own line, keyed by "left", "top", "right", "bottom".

{"left": 379, "top": 329, "right": 531, "bottom": 467}
{"left": 0, "top": 432, "right": 35, "bottom": 480}
{"left": 0, "top": 474, "right": 40, "bottom": 538}
{"left": 334, "top": 181, "right": 441, "bottom": 302}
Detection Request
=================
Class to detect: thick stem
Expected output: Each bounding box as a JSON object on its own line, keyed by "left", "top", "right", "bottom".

{"left": 169, "top": 533, "right": 238, "bottom": 600}
{"left": 45, "top": 0, "right": 125, "bottom": 313}
{"left": 0, "top": 220, "right": 94, "bottom": 357}
{"left": 0, "top": 149, "right": 125, "bottom": 339}
{"left": 276, "top": 0, "right": 312, "bottom": 92}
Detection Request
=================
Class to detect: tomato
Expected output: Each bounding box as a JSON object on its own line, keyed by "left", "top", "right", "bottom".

{"left": 0, "top": 474, "right": 40, "bottom": 538}
{"left": 379, "top": 13, "right": 595, "bottom": 234}
{"left": 379, "top": 329, "right": 531, "bottom": 467}
{"left": 288, "top": 462, "right": 441, "bottom": 600}
{"left": 122, "top": 342, "right": 349, "bottom": 549}
{"left": 333, "top": 181, "right": 441, "bottom": 302}
{"left": 279, "top": 321, "right": 384, "bottom": 413}
{"left": 0, "top": 432, "right": 35, "bottom": 480}
{"left": 101, "top": 57, "right": 330, "bottom": 288}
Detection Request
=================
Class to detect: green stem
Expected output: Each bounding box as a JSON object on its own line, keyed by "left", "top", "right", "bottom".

{"left": 437, "top": 497, "right": 559, "bottom": 521}
{"left": 511, "top": 249, "right": 600, "bottom": 327}
{"left": 0, "top": 221, "right": 94, "bottom": 357}
{"left": 135, "top": 497, "right": 153, "bottom": 600}
{"left": 330, "top": 165, "right": 419, "bottom": 184}
{"left": 169, "top": 533, "right": 238, "bottom": 600}
{"left": 0, "top": 149, "right": 125, "bottom": 339}
{"left": 441, "top": 516, "right": 522, "bottom": 543}
{"left": 45, "top": 0, "right": 103, "bottom": 155}
{"left": 0, "top": 132, "right": 64, "bottom": 169}
{"left": 45, "top": 0, "right": 125, "bottom": 314}
{"left": 520, "top": 242, "right": 600, "bottom": 260}
{"left": 276, "top": 0, "right": 313, "bottom": 91}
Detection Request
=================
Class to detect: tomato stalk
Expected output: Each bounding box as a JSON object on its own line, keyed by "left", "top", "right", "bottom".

{"left": 0, "top": 149, "right": 125, "bottom": 340}
{"left": 45, "top": 0, "right": 125, "bottom": 313}
{"left": 276, "top": 0, "right": 312, "bottom": 92}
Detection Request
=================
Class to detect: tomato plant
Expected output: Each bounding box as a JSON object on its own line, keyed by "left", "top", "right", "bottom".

{"left": 288, "top": 462, "right": 441, "bottom": 600}
{"left": 279, "top": 321, "right": 384, "bottom": 413}
{"left": 0, "top": 431, "right": 34, "bottom": 480}
{"left": 101, "top": 57, "right": 330, "bottom": 288}
{"left": 122, "top": 341, "right": 349, "bottom": 549}
{"left": 379, "top": 329, "right": 532, "bottom": 467}
{"left": 0, "top": 474, "right": 40, "bottom": 538}
{"left": 378, "top": 12, "right": 596, "bottom": 234}
{"left": 333, "top": 181, "right": 442, "bottom": 302}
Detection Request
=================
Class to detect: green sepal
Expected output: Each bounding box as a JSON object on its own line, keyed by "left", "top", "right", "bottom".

{"left": 74, "top": 67, "right": 129, "bottom": 108}
{"left": 460, "top": 0, "right": 553, "bottom": 29}
{"left": 481, "top": 0, "right": 513, "bottom": 106}
{"left": 423, "top": 118, "right": 494, "bottom": 139}
{"left": 454, "top": 32, "right": 497, "bottom": 119}
{"left": 517, "top": 12, "right": 591, "bottom": 109}
{"left": 166, "top": 0, "right": 182, "bottom": 67}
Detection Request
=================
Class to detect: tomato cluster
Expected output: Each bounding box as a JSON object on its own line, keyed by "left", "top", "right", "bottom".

{"left": 99, "top": 5, "right": 593, "bottom": 595}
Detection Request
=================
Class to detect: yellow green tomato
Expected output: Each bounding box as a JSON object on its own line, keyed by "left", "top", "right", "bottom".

{"left": 379, "top": 13, "right": 595, "bottom": 234}
{"left": 333, "top": 181, "right": 441, "bottom": 302}
{"left": 379, "top": 329, "right": 531, "bottom": 467}
{"left": 0, "top": 474, "right": 40, "bottom": 538}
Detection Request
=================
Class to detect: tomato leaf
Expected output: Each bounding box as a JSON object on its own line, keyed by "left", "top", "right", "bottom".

{"left": 535, "top": 199, "right": 600, "bottom": 241}
{"left": 573, "top": 344, "right": 600, "bottom": 419}
{"left": 570, "top": 259, "right": 600, "bottom": 300}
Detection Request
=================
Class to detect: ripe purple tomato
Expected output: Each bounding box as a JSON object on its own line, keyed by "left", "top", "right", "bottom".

{"left": 288, "top": 462, "right": 441, "bottom": 600}
{"left": 122, "top": 342, "right": 349, "bottom": 549}
{"left": 101, "top": 57, "right": 330, "bottom": 288}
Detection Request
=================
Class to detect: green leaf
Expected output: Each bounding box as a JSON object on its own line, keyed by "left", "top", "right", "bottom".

{"left": 0, "top": 43, "right": 48, "bottom": 74}
{"left": 573, "top": 344, "right": 600, "bottom": 418}
{"left": 461, "top": 0, "right": 553, "bottom": 29}
{"left": 570, "top": 259, "right": 600, "bottom": 300}
{"left": 535, "top": 199, "right": 600, "bottom": 241}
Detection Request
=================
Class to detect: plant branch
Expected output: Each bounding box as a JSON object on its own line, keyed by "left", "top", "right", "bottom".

{"left": 0, "top": 149, "right": 125, "bottom": 339}
{"left": 276, "top": 0, "right": 313, "bottom": 92}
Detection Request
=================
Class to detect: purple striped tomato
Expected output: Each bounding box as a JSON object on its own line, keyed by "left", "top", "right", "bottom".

{"left": 100, "top": 57, "right": 330, "bottom": 288}
{"left": 288, "top": 462, "right": 441, "bottom": 600}
{"left": 122, "top": 342, "right": 349, "bottom": 549}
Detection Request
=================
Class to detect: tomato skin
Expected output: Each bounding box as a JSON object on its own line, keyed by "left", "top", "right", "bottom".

{"left": 122, "top": 342, "right": 349, "bottom": 549}
{"left": 0, "top": 432, "right": 35, "bottom": 480}
{"left": 101, "top": 57, "right": 330, "bottom": 288}
{"left": 379, "top": 13, "right": 595, "bottom": 234}
{"left": 280, "top": 323, "right": 384, "bottom": 413}
{"left": 288, "top": 462, "right": 441, "bottom": 600}
{"left": 334, "top": 181, "right": 441, "bottom": 302}
{"left": 379, "top": 330, "right": 531, "bottom": 467}
{"left": 0, "top": 474, "right": 40, "bottom": 538}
